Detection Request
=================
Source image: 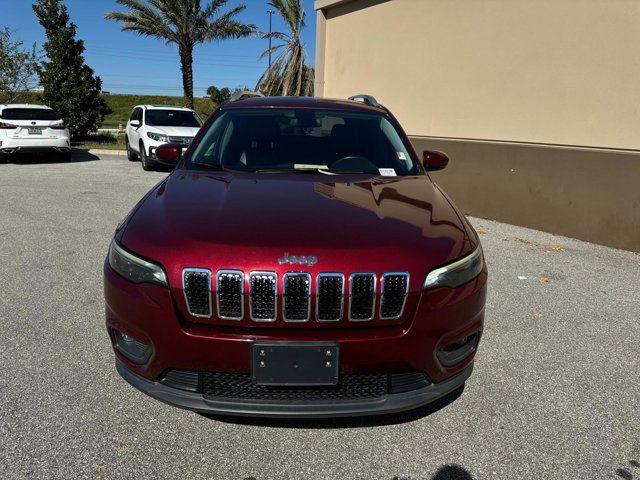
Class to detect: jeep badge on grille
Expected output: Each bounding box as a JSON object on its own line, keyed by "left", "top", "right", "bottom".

{"left": 278, "top": 252, "right": 318, "bottom": 266}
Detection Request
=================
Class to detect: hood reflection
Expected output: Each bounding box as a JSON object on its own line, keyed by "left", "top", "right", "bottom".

{"left": 314, "top": 179, "right": 466, "bottom": 240}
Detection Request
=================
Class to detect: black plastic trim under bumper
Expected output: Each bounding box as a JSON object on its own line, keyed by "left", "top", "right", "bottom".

{"left": 115, "top": 360, "right": 473, "bottom": 418}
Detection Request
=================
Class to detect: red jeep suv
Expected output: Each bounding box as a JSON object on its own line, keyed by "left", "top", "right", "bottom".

{"left": 104, "top": 94, "right": 487, "bottom": 417}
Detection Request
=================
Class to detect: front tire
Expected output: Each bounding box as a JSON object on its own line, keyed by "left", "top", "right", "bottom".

{"left": 126, "top": 136, "right": 138, "bottom": 161}
{"left": 140, "top": 143, "right": 154, "bottom": 171}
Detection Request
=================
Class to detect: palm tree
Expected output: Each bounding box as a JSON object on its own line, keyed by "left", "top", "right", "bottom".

{"left": 257, "top": 0, "right": 314, "bottom": 96}
{"left": 105, "top": 0, "right": 255, "bottom": 109}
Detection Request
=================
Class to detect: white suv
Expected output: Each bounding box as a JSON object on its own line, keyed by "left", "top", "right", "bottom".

{"left": 0, "top": 104, "right": 71, "bottom": 162}
{"left": 125, "top": 105, "right": 202, "bottom": 171}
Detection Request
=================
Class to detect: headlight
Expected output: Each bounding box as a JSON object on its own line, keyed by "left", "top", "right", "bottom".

{"left": 108, "top": 239, "right": 168, "bottom": 286}
{"left": 423, "top": 246, "right": 483, "bottom": 290}
{"left": 147, "top": 132, "right": 169, "bottom": 143}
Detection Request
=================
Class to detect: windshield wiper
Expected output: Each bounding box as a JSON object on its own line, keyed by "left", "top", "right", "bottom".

{"left": 253, "top": 168, "right": 319, "bottom": 174}
{"left": 190, "top": 162, "right": 236, "bottom": 172}
{"left": 323, "top": 169, "right": 367, "bottom": 174}
{"left": 253, "top": 168, "right": 367, "bottom": 174}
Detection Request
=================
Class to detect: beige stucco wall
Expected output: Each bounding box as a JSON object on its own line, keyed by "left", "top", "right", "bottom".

{"left": 316, "top": 0, "right": 640, "bottom": 150}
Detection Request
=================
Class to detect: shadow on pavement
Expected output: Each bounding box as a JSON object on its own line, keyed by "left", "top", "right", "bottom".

{"left": 2, "top": 148, "right": 99, "bottom": 164}
{"left": 201, "top": 385, "right": 464, "bottom": 429}
{"left": 430, "top": 464, "right": 474, "bottom": 480}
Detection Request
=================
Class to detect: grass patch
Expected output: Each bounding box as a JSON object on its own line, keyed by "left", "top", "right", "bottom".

{"left": 101, "top": 94, "right": 216, "bottom": 128}
{"left": 72, "top": 132, "right": 126, "bottom": 151}
{"left": 8, "top": 91, "right": 217, "bottom": 129}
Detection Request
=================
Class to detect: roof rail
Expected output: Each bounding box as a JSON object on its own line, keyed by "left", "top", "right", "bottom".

{"left": 348, "top": 94, "right": 381, "bottom": 108}
{"left": 229, "top": 90, "right": 264, "bottom": 102}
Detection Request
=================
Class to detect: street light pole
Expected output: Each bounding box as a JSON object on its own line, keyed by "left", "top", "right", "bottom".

{"left": 267, "top": 9, "right": 275, "bottom": 70}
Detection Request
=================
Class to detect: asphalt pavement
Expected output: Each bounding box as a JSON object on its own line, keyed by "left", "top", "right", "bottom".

{"left": 0, "top": 152, "right": 638, "bottom": 479}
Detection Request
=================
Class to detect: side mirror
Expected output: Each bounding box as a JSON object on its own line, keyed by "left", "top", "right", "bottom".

{"left": 155, "top": 143, "right": 182, "bottom": 165}
{"left": 423, "top": 150, "right": 449, "bottom": 171}
{"left": 130, "top": 119, "right": 141, "bottom": 128}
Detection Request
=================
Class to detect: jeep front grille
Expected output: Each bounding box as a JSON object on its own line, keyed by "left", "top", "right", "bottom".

{"left": 182, "top": 268, "right": 212, "bottom": 317}
{"left": 216, "top": 270, "right": 244, "bottom": 320}
{"left": 349, "top": 273, "right": 376, "bottom": 321}
{"left": 283, "top": 273, "right": 311, "bottom": 322}
{"left": 181, "top": 269, "right": 411, "bottom": 322}
{"left": 316, "top": 273, "right": 344, "bottom": 322}
{"left": 380, "top": 272, "right": 410, "bottom": 319}
{"left": 249, "top": 272, "right": 277, "bottom": 321}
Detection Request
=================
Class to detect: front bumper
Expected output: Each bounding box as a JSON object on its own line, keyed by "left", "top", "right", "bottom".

{"left": 105, "top": 261, "right": 486, "bottom": 416}
{"left": 116, "top": 359, "right": 473, "bottom": 417}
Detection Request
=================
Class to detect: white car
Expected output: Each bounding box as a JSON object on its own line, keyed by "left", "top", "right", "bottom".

{"left": 125, "top": 105, "right": 203, "bottom": 171}
{"left": 0, "top": 104, "right": 71, "bottom": 162}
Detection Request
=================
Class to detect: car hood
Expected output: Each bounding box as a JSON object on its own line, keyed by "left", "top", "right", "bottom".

{"left": 121, "top": 171, "right": 474, "bottom": 292}
{"left": 147, "top": 126, "right": 200, "bottom": 137}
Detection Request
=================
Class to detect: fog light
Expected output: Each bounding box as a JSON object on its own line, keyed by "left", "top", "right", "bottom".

{"left": 112, "top": 328, "right": 152, "bottom": 364}
{"left": 437, "top": 332, "right": 479, "bottom": 366}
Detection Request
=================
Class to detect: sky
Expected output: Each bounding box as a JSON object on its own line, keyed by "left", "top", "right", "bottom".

{"left": 1, "top": 0, "right": 317, "bottom": 96}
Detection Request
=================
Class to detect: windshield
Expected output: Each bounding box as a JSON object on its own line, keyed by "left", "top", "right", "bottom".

{"left": 1, "top": 108, "right": 61, "bottom": 121}
{"left": 186, "top": 109, "right": 420, "bottom": 175}
{"left": 145, "top": 109, "right": 201, "bottom": 128}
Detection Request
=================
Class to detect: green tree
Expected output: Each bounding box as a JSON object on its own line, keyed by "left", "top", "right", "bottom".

{"left": 257, "top": 0, "right": 314, "bottom": 96}
{"left": 0, "top": 28, "right": 38, "bottom": 104}
{"left": 33, "top": 0, "right": 108, "bottom": 138}
{"left": 106, "top": 0, "right": 255, "bottom": 109}
{"left": 207, "top": 85, "right": 231, "bottom": 104}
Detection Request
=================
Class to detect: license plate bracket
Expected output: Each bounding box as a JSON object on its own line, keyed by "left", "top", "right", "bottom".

{"left": 27, "top": 127, "right": 42, "bottom": 135}
{"left": 251, "top": 342, "right": 339, "bottom": 386}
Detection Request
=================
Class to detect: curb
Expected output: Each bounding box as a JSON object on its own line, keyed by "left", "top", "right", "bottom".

{"left": 85, "top": 149, "right": 127, "bottom": 156}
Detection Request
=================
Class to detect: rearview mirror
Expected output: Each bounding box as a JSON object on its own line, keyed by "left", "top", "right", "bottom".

{"left": 130, "top": 119, "right": 140, "bottom": 128}
{"left": 155, "top": 143, "right": 182, "bottom": 165}
{"left": 423, "top": 150, "right": 449, "bottom": 171}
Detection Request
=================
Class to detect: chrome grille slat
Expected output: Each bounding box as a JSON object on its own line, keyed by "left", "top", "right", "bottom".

{"left": 216, "top": 270, "right": 244, "bottom": 320}
{"left": 182, "top": 268, "right": 212, "bottom": 318}
{"left": 349, "top": 273, "right": 376, "bottom": 321}
{"left": 168, "top": 136, "right": 192, "bottom": 145}
{"left": 283, "top": 272, "right": 311, "bottom": 322}
{"left": 249, "top": 272, "right": 277, "bottom": 321}
{"left": 380, "top": 272, "right": 410, "bottom": 319}
{"left": 316, "top": 273, "right": 344, "bottom": 322}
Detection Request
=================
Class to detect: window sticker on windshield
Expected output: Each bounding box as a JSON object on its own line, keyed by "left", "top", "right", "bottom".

{"left": 294, "top": 164, "right": 328, "bottom": 170}
{"left": 379, "top": 168, "right": 397, "bottom": 176}
{"left": 396, "top": 151, "right": 407, "bottom": 160}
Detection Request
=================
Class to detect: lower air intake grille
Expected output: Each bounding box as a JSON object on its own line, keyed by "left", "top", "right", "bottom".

{"left": 249, "top": 272, "right": 277, "bottom": 321}
{"left": 349, "top": 273, "right": 376, "bottom": 321}
{"left": 317, "top": 274, "right": 344, "bottom": 321}
{"left": 389, "top": 372, "right": 431, "bottom": 393}
{"left": 160, "top": 369, "right": 200, "bottom": 392}
{"left": 283, "top": 273, "right": 311, "bottom": 321}
{"left": 183, "top": 268, "right": 212, "bottom": 317}
{"left": 380, "top": 272, "right": 409, "bottom": 319}
{"left": 216, "top": 270, "right": 244, "bottom": 320}
{"left": 202, "top": 372, "right": 388, "bottom": 401}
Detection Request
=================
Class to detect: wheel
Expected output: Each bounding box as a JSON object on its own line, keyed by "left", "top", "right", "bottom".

{"left": 140, "top": 142, "right": 154, "bottom": 171}
{"left": 126, "top": 136, "right": 138, "bottom": 161}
